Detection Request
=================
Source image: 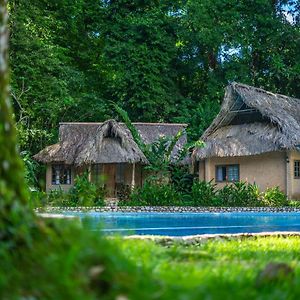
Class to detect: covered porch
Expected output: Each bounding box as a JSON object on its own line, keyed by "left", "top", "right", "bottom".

{"left": 89, "top": 163, "right": 144, "bottom": 198}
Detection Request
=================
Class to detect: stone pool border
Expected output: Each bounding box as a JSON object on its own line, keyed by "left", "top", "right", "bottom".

{"left": 35, "top": 206, "right": 300, "bottom": 213}
{"left": 124, "top": 231, "right": 300, "bottom": 244}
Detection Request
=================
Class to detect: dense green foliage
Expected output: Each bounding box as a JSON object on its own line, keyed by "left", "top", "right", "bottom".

{"left": 113, "top": 102, "right": 199, "bottom": 186}
{"left": 1, "top": 4, "right": 158, "bottom": 299}
{"left": 128, "top": 181, "right": 182, "bottom": 206}
{"left": 0, "top": 220, "right": 159, "bottom": 299}
{"left": 2, "top": 3, "right": 300, "bottom": 298}
{"left": 9, "top": 0, "right": 300, "bottom": 153}
{"left": 30, "top": 173, "right": 106, "bottom": 207}
{"left": 217, "top": 182, "right": 262, "bottom": 207}
{"left": 121, "top": 180, "right": 289, "bottom": 207}
{"left": 263, "top": 187, "right": 290, "bottom": 207}
{"left": 0, "top": 0, "right": 33, "bottom": 248}
{"left": 119, "top": 237, "right": 300, "bottom": 299}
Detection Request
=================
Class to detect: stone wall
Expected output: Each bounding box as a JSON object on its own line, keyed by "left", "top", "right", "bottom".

{"left": 35, "top": 206, "right": 300, "bottom": 213}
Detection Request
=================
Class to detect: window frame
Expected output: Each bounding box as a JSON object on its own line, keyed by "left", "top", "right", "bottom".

{"left": 294, "top": 160, "right": 300, "bottom": 179}
{"left": 116, "top": 163, "right": 126, "bottom": 184}
{"left": 51, "top": 164, "right": 72, "bottom": 185}
{"left": 91, "top": 164, "right": 103, "bottom": 185}
{"left": 215, "top": 164, "right": 240, "bottom": 183}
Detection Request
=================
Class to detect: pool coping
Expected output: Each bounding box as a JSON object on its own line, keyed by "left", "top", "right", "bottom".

{"left": 124, "top": 231, "right": 300, "bottom": 244}
{"left": 35, "top": 206, "right": 300, "bottom": 213}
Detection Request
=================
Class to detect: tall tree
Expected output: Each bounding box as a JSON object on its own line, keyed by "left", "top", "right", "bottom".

{"left": 8, "top": 0, "right": 300, "bottom": 151}
{"left": 0, "top": 0, "right": 32, "bottom": 247}
{"left": 100, "top": 0, "right": 183, "bottom": 121}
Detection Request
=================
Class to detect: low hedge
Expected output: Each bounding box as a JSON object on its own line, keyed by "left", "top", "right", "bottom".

{"left": 120, "top": 180, "right": 291, "bottom": 207}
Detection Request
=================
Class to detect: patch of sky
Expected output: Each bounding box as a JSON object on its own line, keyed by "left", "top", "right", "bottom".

{"left": 279, "top": 2, "right": 299, "bottom": 24}
{"left": 218, "top": 45, "right": 243, "bottom": 63}
{"left": 168, "top": 8, "right": 186, "bottom": 17}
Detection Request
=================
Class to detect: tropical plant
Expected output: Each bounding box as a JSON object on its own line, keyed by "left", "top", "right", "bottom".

{"left": 20, "top": 150, "right": 38, "bottom": 189}
{"left": 111, "top": 102, "right": 146, "bottom": 153}
{"left": 171, "top": 165, "right": 195, "bottom": 195}
{"left": 217, "top": 182, "right": 261, "bottom": 207}
{"left": 123, "top": 181, "right": 182, "bottom": 206}
{"left": 262, "top": 187, "right": 288, "bottom": 207}
{"left": 113, "top": 102, "right": 194, "bottom": 183}
{"left": 190, "top": 180, "right": 219, "bottom": 206}
{"left": 69, "top": 172, "right": 105, "bottom": 207}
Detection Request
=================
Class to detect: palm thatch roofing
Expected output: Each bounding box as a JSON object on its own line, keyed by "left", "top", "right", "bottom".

{"left": 34, "top": 120, "right": 187, "bottom": 166}
{"left": 193, "top": 82, "right": 300, "bottom": 160}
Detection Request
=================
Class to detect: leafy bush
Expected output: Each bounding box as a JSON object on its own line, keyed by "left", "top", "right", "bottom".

{"left": 20, "top": 150, "right": 39, "bottom": 189}
{"left": 216, "top": 182, "right": 261, "bottom": 207}
{"left": 121, "top": 181, "right": 182, "bottom": 206}
{"left": 29, "top": 190, "right": 48, "bottom": 208}
{"left": 116, "top": 183, "right": 131, "bottom": 201}
{"left": 171, "top": 165, "right": 195, "bottom": 194}
{"left": 0, "top": 219, "right": 158, "bottom": 300}
{"left": 288, "top": 200, "right": 300, "bottom": 207}
{"left": 190, "top": 180, "right": 219, "bottom": 206}
{"left": 30, "top": 173, "right": 106, "bottom": 207}
{"left": 262, "top": 187, "right": 288, "bottom": 207}
{"left": 69, "top": 173, "right": 105, "bottom": 207}
{"left": 119, "top": 180, "right": 291, "bottom": 208}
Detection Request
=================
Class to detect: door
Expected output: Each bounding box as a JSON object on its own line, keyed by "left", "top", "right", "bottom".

{"left": 115, "top": 163, "right": 126, "bottom": 196}
{"left": 102, "top": 164, "right": 116, "bottom": 197}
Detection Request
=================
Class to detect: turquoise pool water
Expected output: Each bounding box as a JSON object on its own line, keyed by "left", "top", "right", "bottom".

{"left": 61, "top": 212, "right": 300, "bottom": 236}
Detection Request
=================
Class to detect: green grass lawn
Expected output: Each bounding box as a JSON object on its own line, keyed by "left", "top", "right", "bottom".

{"left": 116, "top": 237, "right": 300, "bottom": 300}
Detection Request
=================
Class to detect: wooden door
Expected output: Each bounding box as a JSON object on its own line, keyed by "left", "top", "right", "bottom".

{"left": 102, "top": 164, "right": 116, "bottom": 197}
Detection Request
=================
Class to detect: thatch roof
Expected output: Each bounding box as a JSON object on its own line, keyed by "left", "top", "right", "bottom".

{"left": 193, "top": 82, "right": 300, "bottom": 160}
{"left": 34, "top": 120, "right": 187, "bottom": 165}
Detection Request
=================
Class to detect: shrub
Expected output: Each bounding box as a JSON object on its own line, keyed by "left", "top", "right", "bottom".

{"left": 31, "top": 173, "right": 106, "bottom": 207}
{"left": 29, "top": 190, "right": 48, "bottom": 208}
{"left": 122, "top": 181, "right": 182, "bottom": 206}
{"left": 216, "top": 182, "right": 261, "bottom": 207}
{"left": 1, "top": 219, "right": 157, "bottom": 299}
{"left": 116, "top": 183, "right": 131, "bottom": 201}
{"left": 171, "top": 165, "right": 195, "bottom": 194}
{"left": 288, "top": 200, "right": 300, "bottom": 207}
{"left": 47, "top": 188, "right": 72, "bottom": 207}
{"left": 69, "top": 173, "right": 105, "bottom": 206}
{"left": 190, "top": 180, "right": 219, "bottom": 206}
{"left": 262, "top": 187, "right": 288, "bottom": 207}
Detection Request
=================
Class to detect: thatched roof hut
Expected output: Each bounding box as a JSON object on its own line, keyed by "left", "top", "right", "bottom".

{"left": 34, "top": 120, "right": 187, "bottom": 166}
{"left": 193, "top": 82, "right": 300, "bottom": 160}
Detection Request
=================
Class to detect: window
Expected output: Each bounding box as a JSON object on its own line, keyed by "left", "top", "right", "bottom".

{"left": 116, "top": 163, "right": 125, "bottom": 184}
{"left": 216, "top": 165, "right": 239, "bottom": 182}
{"left": 91, "top": 164, "right": 103, "bottom": 184}
{"left": 52, "top": 164, "right": 72, "bottom": 185}
{"left": 295, "top": 161, "right": 300, "bottom": 179}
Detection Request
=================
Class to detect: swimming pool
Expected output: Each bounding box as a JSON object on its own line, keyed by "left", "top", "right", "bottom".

{"left": 61, "top": 211, "right": 300, "bottom": 236}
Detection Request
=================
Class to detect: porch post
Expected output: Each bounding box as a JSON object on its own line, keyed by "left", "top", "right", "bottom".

{"left": 286, "top": 151, "right": 292, "bottom": 198}
{"left": 131, "top": 163, "right": 136, "bottom": 189}
{"left": 88, "top": 164, "right": 92, "bottom": 182}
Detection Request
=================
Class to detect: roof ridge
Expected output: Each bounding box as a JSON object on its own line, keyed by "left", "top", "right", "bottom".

{"left": 59, "top": 122, "right": 187, "bottom": 126}
{"left": 232, "top": 82, "right": 299, "bottom": 101}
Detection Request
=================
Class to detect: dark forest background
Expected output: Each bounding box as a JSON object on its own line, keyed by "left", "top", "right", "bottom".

{"left": 9, "top": 0, "right": 300, "bottom": 154}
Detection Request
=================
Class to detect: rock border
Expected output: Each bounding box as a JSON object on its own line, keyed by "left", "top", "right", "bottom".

{"left": 35, "top": 206, "right": 300, "bottom": 213}
{"left": 124, "top": 231, "right": 300, "bottom": 245}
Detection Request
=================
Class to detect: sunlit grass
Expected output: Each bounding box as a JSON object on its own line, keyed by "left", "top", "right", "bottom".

{"left": 117, "top": 237, "right": 300, "bottom": 299}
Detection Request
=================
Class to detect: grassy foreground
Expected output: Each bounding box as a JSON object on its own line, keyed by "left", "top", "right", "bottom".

{"left": 2, "top": 220, "right": 300, "bottom": 299}
{"left": 116, "top": 236, "right": 300, "bottom": 300}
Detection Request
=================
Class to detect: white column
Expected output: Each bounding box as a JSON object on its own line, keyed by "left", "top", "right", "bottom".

{"left": 131, "top": 163, "right": 136, "bottom": 189}
{"left": 204, "top": 158, "right": 211, "bottom": 181}
{"left": 286, "top": 151, "right": 292, "bottom": 199}
{"left": 88, "top": 164, "right": 92, "bottom": 182}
